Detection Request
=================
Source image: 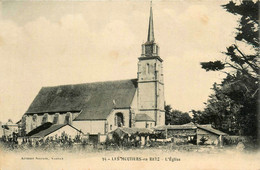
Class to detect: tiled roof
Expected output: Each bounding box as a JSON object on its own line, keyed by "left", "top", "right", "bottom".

{"left": 197, "top": 124, "right": 227, "bottom": 136}
{"left": 135, "top": 114, "right": 154, "bottom": 122}
{"left": 112, "top": 127, "right": 153, "bottom": 135}
{"left": 27, "top": 122, "right": 53, "bottom": 136}
{"left": 154, "top": 123, "right": 227, "bottom": 136}
{"left": 25, "top": 79, "right": 137, "bottom": 120}
{"left": 154, "top": 123, "right": 197, "bottom": 131}
{"left": 30, "top": 124, "right": 81, "bottom": 138}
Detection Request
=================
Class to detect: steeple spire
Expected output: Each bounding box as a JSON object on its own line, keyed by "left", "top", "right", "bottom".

{"left": 147, "top": 1, "right": 154, "bottom": 42}
{"left": 141, "top": 1, "right": 160, "bottom": 58}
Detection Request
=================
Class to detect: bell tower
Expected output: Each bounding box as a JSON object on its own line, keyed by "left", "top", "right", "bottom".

{"left": 137, "top": 2, "right": 165, "bottom": 126}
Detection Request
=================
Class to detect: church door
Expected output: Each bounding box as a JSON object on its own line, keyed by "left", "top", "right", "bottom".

{"left": 115, "top": 113, "right": 124, "bottom": 127}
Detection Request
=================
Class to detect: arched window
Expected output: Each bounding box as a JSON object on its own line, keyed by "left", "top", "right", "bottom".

{"left": 53, "top": 113, "right": 60, "bottom": 124}
{"left": 65, "top": 112, "right": 72, "bottom": 125}
{"left": 32, "top": 114, "right": 38, "bottom": 122}
{"left": 32, "top": 114, "right": 38, "bottom": 129}
{"left": 42, "top": 113, "right": 49, "bottom": 124}
{"left": 114, "top": 113, "right": 124, "bottom": 127}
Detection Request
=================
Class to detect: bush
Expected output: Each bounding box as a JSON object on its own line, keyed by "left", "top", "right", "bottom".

{"left": 199, "top": 136, "right": 208, "bottom": 145}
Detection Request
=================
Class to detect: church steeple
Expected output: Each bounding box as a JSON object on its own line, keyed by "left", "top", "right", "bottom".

{"left": 147, "top": 1, "right": 154, "bottom": 42}
{"left": 141, "top": 1, "right": 160, "bottom": 58}
{"left": 137, "top": 1, "right": 165, "bottom": 127}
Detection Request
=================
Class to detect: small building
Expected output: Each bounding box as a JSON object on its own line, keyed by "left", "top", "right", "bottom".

{"left": 154, "top": 122, "right": 197, "bottom": 144}
{"left": 111, "top": 127, "right": 154, "bottom": 146}
{"left": 196, "top": 124, "right": 227, "bottom": 146}
{"left": 135, "top": 114, "right": 155, "bottom": 129}
{"left": 112, "top": 127, "right": 153, "bottom": 137}
{"left": 28, "top": 123, "right": 83, "bottom": 140}
{"left": 1, "top": 120, "right": 18, "bottom": 138}
{"left": 154, "top": 123, "right": 227, "bottom": 145}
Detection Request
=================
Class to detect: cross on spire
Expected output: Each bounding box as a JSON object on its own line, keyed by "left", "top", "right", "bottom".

{"left": 147, "top": 1, "right": 155, "bottom": 42}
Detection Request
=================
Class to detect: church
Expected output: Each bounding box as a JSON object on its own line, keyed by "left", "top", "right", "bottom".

{"left": 21, "top": 3, "right": 165, "bottom": 141}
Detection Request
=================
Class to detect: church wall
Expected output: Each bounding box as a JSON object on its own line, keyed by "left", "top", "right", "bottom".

{"left": 106, "top": 109, "right": 130, "bottom": 132}
{"left": 157, "top": 110, "right": 165, "bottom": 126}
{"left": 35, "top": 115, "right": 43, "bottom": 127}
{"left": 138, "top": 59, "right": 157, "bottom": 81}
{"left": 24, "top": 112, "right": 80, "bottom": 134}
{"left": 25, "top": 115, "right": 32, "bottom": 133}
{"left": 72, "top": 120, "right": 106, "bottom": 134}
{"left": 58, "top": 113, "right": 66, "bottom": 124}
{"left": 130, "top": 92, "right": 138, "bottom": 127}
{"left": 130, "top": 91, "right": 138, "bottom": 110}
{"left": 138, "top": 83, "right": 156, "bottom": 110}
{"left": 137, "top": 57, "right": 165, "bottom": 126}
{"left": 157, "top": 83, "right": 165, "bottom": 110}
{"left": 48, "top": 114, "right": 55, "bottom": 123}
{"left": 135, "top": 121, "right": 155, "bottom": 128}
{"left": 137, "top": 110, "right": 156, "bottom": 123}
{"left": 136, "top": 110, "right": 165, "bottom": 126}
{"left": 156, "top": 60, "right": 164, "bottom": 83}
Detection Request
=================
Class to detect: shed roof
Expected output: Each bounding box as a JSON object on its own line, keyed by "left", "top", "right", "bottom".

{"left": 154, "top": 123, "right": 197, "bottom": 131}
{"left": 154, "top": 123, "right": 227, "bottom": 136}
{"left": 25, "top": 79, "right": 137, "bottom": 120}
{"left": 197, "top": 124, "right": 227, "bottom": 136}
{"left": 27, "top": 122, "right": 53, "bottom": 136}
{"left": 135, "top": 114, "right": 154, "bottom": 122}
{"left": 30, "top": 124, "right": 81, "bottom": 138}
{"left": 112, "top": 127, "right": 153, "bottom": 135}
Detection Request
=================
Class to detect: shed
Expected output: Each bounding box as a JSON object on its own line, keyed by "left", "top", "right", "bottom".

{"left": 197, "top": 124, "right": 227, "bottom": 146}
{"left": 111, "top": 127, "right": 154, "bottom": 146}
{"left": 29, "top": 123, "right": 83, "bottom": 140}
{"left": 154, "top": 122, "right": 197, "bottom": 138}
{"left": 112, "top": 127, "right": 153, "bottom": 137}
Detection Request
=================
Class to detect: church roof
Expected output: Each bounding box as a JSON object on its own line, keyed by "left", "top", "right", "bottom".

{"left": 25, "top": 79, "right": 138, "bottom": 120}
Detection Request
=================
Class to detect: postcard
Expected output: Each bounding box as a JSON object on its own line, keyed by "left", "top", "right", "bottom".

{"left": 0, "top": 0, "right": 259, "bottom": 169}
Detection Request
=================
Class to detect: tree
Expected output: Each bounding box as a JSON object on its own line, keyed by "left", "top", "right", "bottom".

{"left": 165, "top": 105, "right": 173, "bottom": 125}
{"left": 197, "top": 0, "right": 259, "bottom": 141}
{"left": 192, "top": 83, "right": 243, "bottom": 135}
{"left": 165, "top": 105, "right": 191, "bottom": 125}
{"left": 201, "top": 1, "right": 259, "bottom": 77}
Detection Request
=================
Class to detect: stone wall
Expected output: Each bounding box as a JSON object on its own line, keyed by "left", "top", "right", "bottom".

{"left": 72, "top": 120, "right": 106, "bottom": 134}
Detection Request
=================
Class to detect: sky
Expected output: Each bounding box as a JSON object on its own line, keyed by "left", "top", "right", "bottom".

{"left": 0, "top": 0, "right": 239, "bottom": 123}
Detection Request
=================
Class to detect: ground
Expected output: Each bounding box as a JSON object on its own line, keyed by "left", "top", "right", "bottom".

{"left": 0, "top": 144, "right": 259, "bottom": 170}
